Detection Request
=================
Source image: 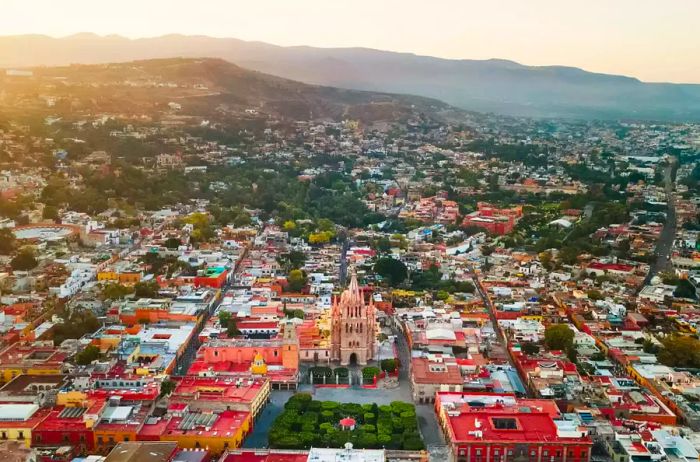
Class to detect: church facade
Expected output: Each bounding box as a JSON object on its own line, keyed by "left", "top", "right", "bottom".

{"left": 330, "top": 272, "right": 377, "bottom": 365}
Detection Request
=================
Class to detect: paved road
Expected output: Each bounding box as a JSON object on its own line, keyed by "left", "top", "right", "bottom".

{"left": 469, "top": 264, "right": 530, "bottom": 397}
{"left": 242, "top": 390, "right": 294, "bottom": 448}
{"left": 173, "top": 247, "right": 249, "bottom": 375}
{"left": 642, "top": 161, "right": 677, "bottom": 286}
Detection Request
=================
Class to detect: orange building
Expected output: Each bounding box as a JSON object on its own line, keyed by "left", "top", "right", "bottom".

{"left": 189, "top": 322, "right": 298, "bottom": 389}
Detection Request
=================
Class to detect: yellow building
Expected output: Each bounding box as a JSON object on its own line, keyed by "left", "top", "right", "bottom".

{"left": 0, "top": 404, "right": 48, "bottom": 447}
{"left": 97, "top": 269, "right": 142, "bottom": 284}
{"left": 139, "top": 410, "right": 252, "bottom": 455}
{"left": 0, "top": 343, "right": 67, "bottom": 384}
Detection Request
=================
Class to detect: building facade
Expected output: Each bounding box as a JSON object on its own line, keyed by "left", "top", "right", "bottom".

{"left": 330, "top": 273, "right": 376, "bottom": 366}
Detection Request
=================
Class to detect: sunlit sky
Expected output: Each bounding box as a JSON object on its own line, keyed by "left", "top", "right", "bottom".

{"left": 3, "top": 0, "right": 699, "bottom": 83}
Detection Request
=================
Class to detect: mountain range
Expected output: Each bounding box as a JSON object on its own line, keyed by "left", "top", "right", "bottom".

{"left": 2, "top": 33, "right": 700, "bottom": 121}
{"left": 0, "top": 57, "right": 453, "bottom": 124}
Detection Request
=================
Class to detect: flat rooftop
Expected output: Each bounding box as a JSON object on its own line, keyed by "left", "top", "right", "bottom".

{"left": 104, "top": 442, "right": 178, "bottom": 462}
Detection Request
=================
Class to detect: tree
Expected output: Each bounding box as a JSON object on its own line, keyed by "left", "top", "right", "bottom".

{"left": 658, "top": 335, "right": 700, "bottom": 368}
{"left": 278, "top": 250, "right": 306, "bottom": 271}
{"left": 75, "top": 345, "right": 100, "bottom": 365}
{"left": 374, "top": 257, "right": 408, "bottom": 286}
{"left": 587, "top": 289, "right": 604, "bottom": 301}
{"left": 521, "top": 342, "right": 540, "bottom": 355}
{"left": 226, "top": 317, "right": 241, "bottom": 337}
{"left": 218, "top": 311, "right": 241, "bottom": 337}
{"left": 163, "top": 237, "right": 181, "bottom": 249}
{"left": 374, "top": 237, "right": 392, "bottom": 254}
{"left": 52, "top": 309, "right": 101, "bottom": 346}
{"left": 0, "top": 228, "right": 16, "bottom": 255}
{"left": 674, "top": 279, "right": 697, "bottom": 299}
{"left": 218, "top": 311, "right": 232, "bottom": 326}
{"left": 11, "top": 249, "right": 38, "bottom": 271}
{"left": 134, "top": 280, "right": 160, "bottom": 298}
{"left": 287, "top": 269, "right": 307, "bottom": 292}
{"left": 539, "top": 251, "right": 553, "bottom": 271}
{"left": 380, "top": 359, "right": 397, "bottom": 373}
{"left": 42, "top": 205, "right": 59, "bottom": 221}
{"left": 159, "top": 380, "right": 176, "bottom": 397}
{"left": 544, "top": 324, "right": 574, "bottom": 351}
{"left": 308, "top": 231, "right": 334, "bottom": 245}
{"left": 436, "top": 290, "right": 449, "bottom": 301}
{"left": 101, "top": 283, "right": 133, "bottom": 300}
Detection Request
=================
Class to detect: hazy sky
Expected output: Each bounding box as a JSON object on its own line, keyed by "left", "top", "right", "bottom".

{"left": 3, "top": 0, "right": 699, "bottom": 83}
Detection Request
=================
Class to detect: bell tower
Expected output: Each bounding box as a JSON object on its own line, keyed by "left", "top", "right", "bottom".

{"left": 330, "top": 271, "right": 376, "bottom": 365}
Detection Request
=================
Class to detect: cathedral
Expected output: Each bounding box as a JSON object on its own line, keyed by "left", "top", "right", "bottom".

{"left": 330, "top": 272, "right": 377, "bottom": 365}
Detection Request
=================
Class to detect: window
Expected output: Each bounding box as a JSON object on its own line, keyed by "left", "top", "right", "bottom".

{"left": 492, "top": 418, "right": 518, "bottom": 430}
{"left": 0, "top": 432, "right": 6, "bottom": 440}
{"left": 543, "top": 451, "right": 549, "bottom": 457}
{"left": 475, "top": 450, "right": 482, "bottom": 456}
{"left": 274, "top": 350, "right": 278, "bottom": 357}
{"left": 34, "top": 435, "right": 41, "bottom": 443}
{"left": 17, "top": 432, "right": 23, "bottom": 440}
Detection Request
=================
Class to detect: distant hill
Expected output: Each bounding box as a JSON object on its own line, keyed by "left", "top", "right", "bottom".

{"left": 2, "top": 33, "right": 700, "bottom": 121}
{"left": 0, "top": 57, "right": 454, "bottom": 124}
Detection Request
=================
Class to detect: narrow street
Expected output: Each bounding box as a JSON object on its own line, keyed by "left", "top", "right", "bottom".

{"left": 173, "top": 247, "right": 249, "bottom": 376}
{"left": 642, "top": 160, "right": 677, "bottom": 286}
{"left": 469, "top": 264, "right": 531, "bottom": 397}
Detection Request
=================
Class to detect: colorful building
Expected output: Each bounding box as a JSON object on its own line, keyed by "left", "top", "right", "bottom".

{"left": 0, "top": 342, "right": 68, "bottom": 384}
{"left": 32, "top": 407, "right": 96, "bottom": 455}
{"left": 168, "top": 376, "right": 270, "bottom": 417}
{"left": 189, "top": 322, "right": 299, "bottom": 389}
{"left": 435, "top": 392, "right": 592, "bottom": 462}
{"left": 194, "top": 266, "right": 229, "bottom": 289}
{"left": 137, "top": 409, "right": 251, "bottom": 455}
{"left": 461, "top": 202, "right": 523, "bottom": 235}
{"left": 0, "top": 404, "right": 50, "bottom": 447}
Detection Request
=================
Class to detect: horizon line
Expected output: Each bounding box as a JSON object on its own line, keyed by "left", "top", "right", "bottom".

{"left": 1, "top": 31, "right": 696, "bottom": 86}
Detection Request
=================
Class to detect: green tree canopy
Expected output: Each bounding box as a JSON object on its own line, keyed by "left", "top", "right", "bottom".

{"left": 674, "top": 279, "right": 697, "bottom": 299}
{"left": 544, "top": 324, "right": 574, "bottom": 351}
{"left": 75, "top": 345, "right": 100, "bottom": 365}
{"left": 287, "top": 269, "right": 307, "bottom": 293}
{"left": 521, "top": 342, "right": 540, "bottom": 355}
{"left": 163, "top": 237, "right": 181, "bottom": 249}
{"left": 0, "top": 228, "right": 16, "bottom": 255}
{"left": 11, "top": 248, "right": 38, "bottom": 271}
{"left": 658, "top": 335, "right": 700, "bottom": 368}
{"left": 374, "top": 257, "right": 408, "bottom": 286}
{"left": 134, "top": 280, "right": 160, "bottom": 298}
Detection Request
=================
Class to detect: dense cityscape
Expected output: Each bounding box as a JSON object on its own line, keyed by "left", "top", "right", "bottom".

{"left": 0, "top": 26, "right": 700, "bottom": 462}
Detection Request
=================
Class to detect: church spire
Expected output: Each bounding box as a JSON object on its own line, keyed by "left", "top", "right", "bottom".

{"left": 348, "top": 268, "right": 360, "bottom": 298}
